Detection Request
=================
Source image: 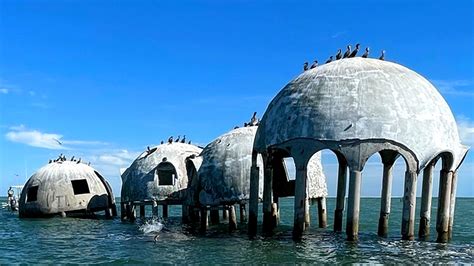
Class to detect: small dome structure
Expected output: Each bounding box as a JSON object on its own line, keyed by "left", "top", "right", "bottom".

{"left": 249, "top": 57, "right": 469, "bottom": 241}
{"left": 190, "top": 126, "right": 264, "bottom": 206}
{"left": 121, "top": 143, "right": 202, "bottom": 203}
{"left": 19, "top": 161, "right": 116, "bottom": 218}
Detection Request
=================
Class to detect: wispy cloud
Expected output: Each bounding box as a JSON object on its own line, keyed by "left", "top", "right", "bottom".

{"left": 432, "top": 79, "right": 474, "bottom": 97}
{"left": 456, "top": 115, "right": 474, "bottom": 146}
{"left": 5, "top": 125, "right": 108, "bottom": 150}
{"left": 0, "top": 88, "right": 8, "bottom": 94}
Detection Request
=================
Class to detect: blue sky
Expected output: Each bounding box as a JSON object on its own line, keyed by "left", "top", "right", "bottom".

{"left": 0, "top": 1, "right": 472, "bottom": 197}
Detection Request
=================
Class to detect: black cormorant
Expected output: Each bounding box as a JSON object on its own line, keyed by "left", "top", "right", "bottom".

{"left": 168, "top": 136, "right": 173, "bottom": 143}
{"left": 77, "top": 158, "right": 81, "bottom": 164}
{"left": 181, "top": 135, "right": 186, "bottom": 143}
{"left": 379, "top": 50, "right": 385, "bottom": 60}
{"left": 70, "top": 156, "right": 75, "bottom": 161}
{"left": 348, "top": 43, "right": 360, "bottom": 58}
{"left": 188, "top": 140, "right": 192, "bottom": 144}
{"left": 343, "top": 45, "right": 351, "bottom": 58}
{"left": 335, "top": 49, "right": 342, "bottom": 60}
{"left": 303, "top": 62, "right": 309, "bottom": 71}
{"left": 310, "top": 60, "right": 318, "bottom": 69}
{"left": 362, "top": 47, "right": 370, "bottom": 58}
{"left": 160, "top": 140, "right": 164, "bottom": 144}
{"left": 175, "top": 135, "right": 180, "bottom": 142}
{"left": 325, "top": 56, "right": 333, "bottom": 64}
{"left": 250, "top": 112, "right": 258, "bottom": 126}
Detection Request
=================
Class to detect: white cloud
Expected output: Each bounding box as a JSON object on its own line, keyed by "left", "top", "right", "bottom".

{"left": 5, "top": 125, "right": 108, "bottom": 150}
{"left": 0, "top": 88, "right": 8, "bottom": 94}
{"left": 432, "top": 79, "right": 474, "bottom": 97}
{"left": 456, "top": 116, "right": 474, "bottom": 145}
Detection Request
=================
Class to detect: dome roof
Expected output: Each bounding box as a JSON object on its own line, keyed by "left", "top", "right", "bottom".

{"left": 121, "top": 142, "right": 202, "bottom": 202}
{"left": 197, "top": 126, "right": 264, "bottom": 206}
{"left": 19, "top": 161, "right": 114, "bottom": 217}
{"left": 255, "top": 58, "right": 467, "bottom": 170}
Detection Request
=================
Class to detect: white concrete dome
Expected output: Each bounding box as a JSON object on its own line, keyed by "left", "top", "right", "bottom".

{"left": 255, "top": 57, "right": 468, "bottom": 171}
{"left": 19, "top": 161, "right": 115, "bottom": 218}
{"left": 121, "top": 142, "right": 202, "bottom": 202}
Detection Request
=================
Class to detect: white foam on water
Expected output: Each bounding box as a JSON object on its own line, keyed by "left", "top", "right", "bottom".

{"left": 139, "top": 218, "right": 164, "bottom": 235}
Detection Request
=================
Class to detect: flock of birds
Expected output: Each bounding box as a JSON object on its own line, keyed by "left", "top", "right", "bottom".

{"left": 303, "top": 44, "right": 386, "bottom": 71}
{"left": 160, "top": 135, "right": 192, "bottom": 145}
{"left": 234, "top": 112, "right": 260, "bottom": 129}
{"left": 49, "top": 154, "right": 90, "bottom": 165}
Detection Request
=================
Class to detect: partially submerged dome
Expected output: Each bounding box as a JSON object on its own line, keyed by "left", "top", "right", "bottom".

{"left": 19, "top": 161, "right": 116, "bottom": 218}
{"left": 192, "top": 126, "right": 264, "bottom": 206}
{"left": 255, "top": 57, "right": 468, "bottom": 171}
{"left": 121, "top": 143, "right": 202, "bottom": 202}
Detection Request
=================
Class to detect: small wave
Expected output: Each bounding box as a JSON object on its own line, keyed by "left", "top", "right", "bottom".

{"left": 139, "top": 218, "right": 165, "bottom": 235}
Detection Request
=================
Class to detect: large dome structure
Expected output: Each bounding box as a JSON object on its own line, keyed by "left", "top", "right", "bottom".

{"left": 19, "top": 160, "right": 116, "bottom": 218}
{"left": 248, "top": 57, "right": 469, "bottom": 242}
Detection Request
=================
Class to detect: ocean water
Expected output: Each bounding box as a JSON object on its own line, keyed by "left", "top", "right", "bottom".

{"left": 0, "top": 197, "right": 473, "bottom": 264}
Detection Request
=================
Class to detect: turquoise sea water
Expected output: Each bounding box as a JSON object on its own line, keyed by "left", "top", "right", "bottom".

{"left": 1, "top": 197, "right": 473, "bottom": 264}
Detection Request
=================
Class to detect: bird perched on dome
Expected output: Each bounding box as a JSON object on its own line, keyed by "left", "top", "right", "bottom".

{"left": 335, "top": 49, "right": 342, "bottom": 60}
{"left": 160, "top": 140, "right": 164, "bottom": 144}
{"left": 70, "top": 156, "right": 75, "bottom": 161}
{"left": 343, "top": 45, "right": 351, "bottom": 58}
{"left": 77, "top": 158, "right": 81, "bottom": 164}
{"left": 325, "top": 56, "right": 333, "bottom": 64}
{"left": 303, "top": 62, "right": 309, "bottom": 71}
{"left": 250, "top": 112, "right": 258, "bottom": 126}
{"left": 181, "top": 135, "right": 186, "bottom": 143}
{"left": 175, "top": 135, "right": 180, "bottom": 142}
{"left": 379, "top": 50, "right": 385, "bottom": 60}
{"left": 188, "top": 140, "right": 192, "bottom": 144}
{"left": 362, "top": 47, "right": 370, "bottom": 58}
{"left": 168, "top": 136, "right": 173, "bottom": 143}
{"left": 310, "top": 60, "right": 318, "bottom": 69}
{"left": 349, "top": 43, "right": 360, "bottom": 58}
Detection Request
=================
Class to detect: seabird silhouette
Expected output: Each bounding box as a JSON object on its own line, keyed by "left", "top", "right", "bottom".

{"left": 168, "top": 136, "right": 173, "bottom": 143}
{"left": 175, "top": 135, "right": 180, "bottom": 142}
{"left": 362, "top": 47, "right": 370, "bottom": 58}
{"left": 310, "top": 60, "right": 318, "bottom": 69}
{"left": 325, "top": 56, "right": 333, "bottom": 64}
{"left": 343, "top": 45, "right": 351, "bottom": 58}
{"left": 77, "top": 158, "right": 81, "bottom": 164}
{"left": 335, "top": 49, "right": 342, "bottom": 60}
{"left": 70, "top": 156, "right": 75, "bottom": 161}
{"left": 303, "top": 62, "right": 309, "bottom": 71}
{"left": 250, "top": 112, "right": 258, "bottom": 126}
{"left": 181, "top": 135, "right": 186, "bottom": 143}
{"left": 348, "top": 43, "right": 360, "bottom": 58}
{"left": 379, "top": 50, "right": 385, "bottom": 60}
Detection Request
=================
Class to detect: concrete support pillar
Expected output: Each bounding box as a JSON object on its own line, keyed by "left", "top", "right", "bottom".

{"left": 248, "top": 163, "right": 260, "bottom": 237}
{"left": 222, "top": 208, "right": 228, "bottom": 220}
{"left": 121, "top": 202, "right": 126, "bottom": 220}
{"left": 346, "top": 169, "right": 362, "bottom": 241}
{"left": 401, "top": 170, "right": 417, "bottom": 240}
{"left": 182, "top": 205, "right": 189, "bottom": 223}
{"left": 334, "top": 160, "right": 348, "bottom": 232}
{"left": 140, "top": 205, "right": 145, "bottom": 218}
{"left": 263, "top": 161, "right": 275, "bottom": 234}
{"left": 293, "top": 163, "right": 308, "bottom": 240}
{"left": 318, "top": 197, "right": 327, "bottom": 228}
{"left": 129, "top": 204, "right": 136, "bottom": 222}
{"left": 111, "top": 204, "right": 117, "bottom": 217}
{"left": 418, "top": 163, "right": 434, "bottom": 239}
{"left": 210, "top": 208, "right": 220, "bottom": 225}
{"left": 240, "top": 204, "right": 247, "bottom": 223}
{"left": 162, "top": 204, "right": 168, "bottom": 218}
{"left": 152, "top": 200, "right": 158, "bottom": 218}
{"left": 229, "top": 205, "right": 237, "bottom": 231}
{"left": 273, "top": 195, "right": 280, "bottom": 226}
{"left": 200, "top": 207, "right": 208, "bottom": 232}
{"left": 436, "top": 170, "right": 453, "bottom": 243}
{"left": 105, "top": 207, "right": 112, "bottom": 219}
{"left": 304, "top": 198, "right": 311, "bottom": 229}
{"left": 448, "top": 171, "right": 458, "bottom": 240}
{"left": 378, "top": 162, "right": 394, "bottom": 237}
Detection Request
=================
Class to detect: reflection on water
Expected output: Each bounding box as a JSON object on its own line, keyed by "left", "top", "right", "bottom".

{"left": 0, "top": 198, "right": 472, "bottom": 264}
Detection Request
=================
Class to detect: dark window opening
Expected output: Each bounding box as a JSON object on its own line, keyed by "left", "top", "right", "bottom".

{"left": 27, "top": 186, "right": 39, "bottom": 202}
{"left": 156, "top": 162, "right": 177, "bottom": 186}
{"left": 71, "top": 179, "right": 90, "bottom": 195}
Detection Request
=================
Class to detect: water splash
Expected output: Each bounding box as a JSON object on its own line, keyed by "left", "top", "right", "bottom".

{"left": 139, "top": 218, "right": 165, "bottom": 235}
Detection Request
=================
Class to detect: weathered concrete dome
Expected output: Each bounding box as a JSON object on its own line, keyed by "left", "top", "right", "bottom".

{"left": 194, "top": 126, "right": 264, "bottom": 206}
{"left": 255, "top": 57, "right": 468, "bottom": 171}
{"left": 121, "top": 143, "right": 202, "bottom": 202}
{"left": 19, "top": 161, "right": 115, "bottom": 218}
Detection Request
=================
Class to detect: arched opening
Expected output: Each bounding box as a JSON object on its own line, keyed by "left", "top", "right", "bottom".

{"left": 155, "top": 162, "right": 178, "bottom": 186}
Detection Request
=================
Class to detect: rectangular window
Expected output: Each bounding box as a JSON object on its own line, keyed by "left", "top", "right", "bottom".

{"left": 71, "top": 179, "right": 90, "bottom": 195}
{"left": 282, "top": 158, "right": 296, "bottom": 181}
{"left": 27, "top": 186, "right": 39, "bottom": 202}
